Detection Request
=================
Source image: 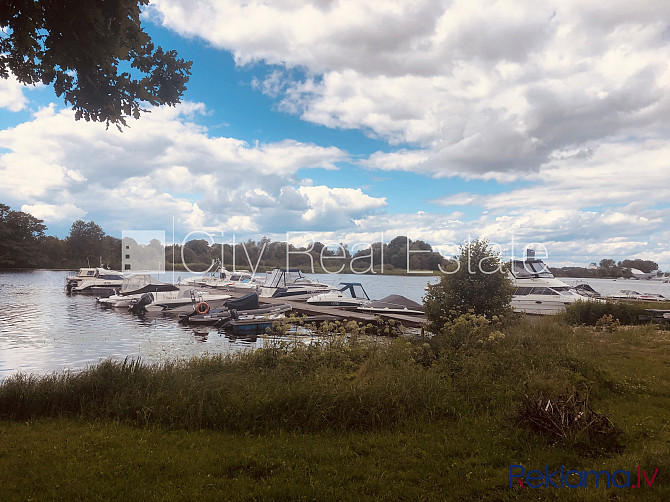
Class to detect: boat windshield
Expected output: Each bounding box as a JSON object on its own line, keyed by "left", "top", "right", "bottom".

{"left": 99, "top": 274, "right": 123, "bottom": 280}
{"left": 340, "top": 283, "right": 370, "bottom": 300}
{"left": 121, "top": 274, "right": 153, "bottom": 293}
{"left": 511, "top": 259, "right": 554, "bottom": 278}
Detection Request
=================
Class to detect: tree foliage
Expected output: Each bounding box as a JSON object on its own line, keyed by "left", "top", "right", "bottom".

{"left": 0, "top": 0, "right": 192, "bottom": 127}
{"left": 0, "top": 203, "right": 46, "bottom": 267}
{"left": 66, "top": 220, "right": 105, "bottom": 262}
{"left": 618, "top": 259, "right": 658, "bottom": 274}
{"left": 423, "top": 239, "right": 515, "bottom": 329}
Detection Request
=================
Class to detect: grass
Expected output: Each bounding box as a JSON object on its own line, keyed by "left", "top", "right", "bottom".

{"left": 1, "top": 317, "right": 669, "bottom": 500}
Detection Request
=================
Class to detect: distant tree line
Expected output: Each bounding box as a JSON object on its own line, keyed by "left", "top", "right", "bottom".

{"left": 0, "top": 203, "right": 449, "bottom": 274}
{"left": 6, "top": 202, "right": 663, "bottom": 276}
{"left": 551, "top": 258, "right": 664, "bottom": 279}
{"left": 166, "top": 235, "right": 449, "bottom": 274}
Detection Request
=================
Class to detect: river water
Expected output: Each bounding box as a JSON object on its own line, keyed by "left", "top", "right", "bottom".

{"left": 0, "top": 270, "right": 438, "bottom": 380}
{"left": 2, "top": 270, "right": 670, "bottom": 380}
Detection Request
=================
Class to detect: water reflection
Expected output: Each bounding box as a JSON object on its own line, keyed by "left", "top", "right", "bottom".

{"left": 0, "top": 270, "right": 270, "bottom": 379}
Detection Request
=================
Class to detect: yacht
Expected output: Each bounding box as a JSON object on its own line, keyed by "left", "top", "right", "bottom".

{"left": 258, "top": 268, "right": 332, "bottom": 299}
{"left": 510, "top": 251, "right": 587, "bottom": 315}
{"left": 66, "top": 267, "right": 124, "bottom": 294}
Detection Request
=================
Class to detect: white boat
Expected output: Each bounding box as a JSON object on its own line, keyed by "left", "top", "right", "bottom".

{"left": 258, "top": 268, "right": 332, "bottom": 299}
{"left": 98, "top": 274, "right": 182, "bottom": 308}
{"left": 510, "top": 252, "right": 588, "bottom": 315}
{"left": 132, "top": 289, "right": 232, "bottom": 314}
{"left": 607, "top": 290, "right": 667, "bottom": 302}
{"left": 307, "top": 282, "right": 372, "bottom": 308}
{"left": 66, "top": 267, "right": 124, "bottom": 294}
{"left": 182, "top": 266, "right": 263, "bottom": 291}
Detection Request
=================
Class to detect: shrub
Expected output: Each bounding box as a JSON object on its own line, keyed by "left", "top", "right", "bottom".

{"left": 423, "top": 238, "right": 515, "bottom": 332}
{"left": 564, "top": 300, "right": 649, "bottom": 325}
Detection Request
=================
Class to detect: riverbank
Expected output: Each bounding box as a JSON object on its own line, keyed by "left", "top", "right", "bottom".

{"left": 1, "top": 317, "right": 669, "bottom": 500}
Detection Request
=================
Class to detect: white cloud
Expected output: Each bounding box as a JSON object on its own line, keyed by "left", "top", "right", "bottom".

{"left": 20, "top": 203, "right": 86, "bottom": 222}
{"left": 0, "top": 102, "right": 389, "bottom": 236}
{"left": 0, "top": 76, "right": 28, "bottom": 112}
{"left": 150, "top": 0, "right": 670, "bottom": 179}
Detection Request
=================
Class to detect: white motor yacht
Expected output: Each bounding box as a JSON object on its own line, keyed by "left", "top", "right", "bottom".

{"left": 510, "top": 251, "right": 588, "bottom": 315}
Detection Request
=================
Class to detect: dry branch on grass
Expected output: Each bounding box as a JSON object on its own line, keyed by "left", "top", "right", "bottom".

{"left": 517, "top": 391, "right": 621, "bottom": 443}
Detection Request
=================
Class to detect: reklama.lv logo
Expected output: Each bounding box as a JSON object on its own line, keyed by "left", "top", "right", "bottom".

{"left": 510, "top": 465, "right": 659, "bottom": 489}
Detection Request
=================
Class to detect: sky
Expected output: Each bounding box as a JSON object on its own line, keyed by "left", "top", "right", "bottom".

{"left": 1, "top": 0, "right": 670, "bottom": 268}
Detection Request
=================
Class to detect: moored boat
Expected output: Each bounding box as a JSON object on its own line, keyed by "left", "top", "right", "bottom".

{"left": 66, "top": 267, "right": 124, "bottom": 294}
{"left": 510, "top": 251, "right": 590, "bottom": 315}
{"left": 306, "top": 282, "right": 371, "bottom": 309}
{"left": 179, "top": 292, "right": 292, "bottom": 326}
{"left": 258, "top": 268, "right": 332, "bottom": 299}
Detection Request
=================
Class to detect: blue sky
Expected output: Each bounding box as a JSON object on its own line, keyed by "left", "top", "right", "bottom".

{"left": 1, "top": 0, "right": 670, "bottom": 268}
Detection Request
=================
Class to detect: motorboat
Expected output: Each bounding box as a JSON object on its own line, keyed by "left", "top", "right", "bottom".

{"left": 133, "top": 289, "right": 232, "bottom": 314}
{"left": 306, "top": 282, "right": 371, "bottom": 309}
{"left": 182, "top": 266, "right": 263, "bottom": 291}
{"left": 179, "top": 292, "right": 291, "bottom": 327}
{"left": 65, "top": 267, "right": 124, "bottom": 294}
{"left": 509, "top": 251, "right": 588, "bottom": 315}
{"left": 307, "top": 283, "right": 424, "bottom": 315}
{"left": 258, "top": 268, "right": 332, "bottom": 299}
{"left": 607, "top": 290, "right": 667, "bottom": 302}
{"left": 571, "top": 283, "right": 601, "bottom": 298}
{"left": 98, "top": 274, "right": 182, "bottom": 308}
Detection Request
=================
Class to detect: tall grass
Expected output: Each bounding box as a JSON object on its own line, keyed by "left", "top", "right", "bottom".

{"left": 1, "top": 316, "right": 646, "bottom": 438}
{"left": 563, "top": 300, "right": 650, "bottom": 325}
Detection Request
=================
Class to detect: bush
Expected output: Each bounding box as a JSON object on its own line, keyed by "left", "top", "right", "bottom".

{"left": 563, "top": 300, "right": 649, "bottom": 325}
{"left": 423, "top": 238, "right": 515, "bottom": 332}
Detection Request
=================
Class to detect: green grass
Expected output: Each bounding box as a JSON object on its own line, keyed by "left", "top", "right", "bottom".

{"left": 1, "top": 317, "right": 669, "bottom": 500}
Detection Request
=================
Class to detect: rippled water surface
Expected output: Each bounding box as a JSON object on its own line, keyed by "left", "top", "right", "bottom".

{"left": 0, "top": 271, "right": 274, "bottom": 379}
{"left": 0, "top": 270, "right": 438, "bottom": 379}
